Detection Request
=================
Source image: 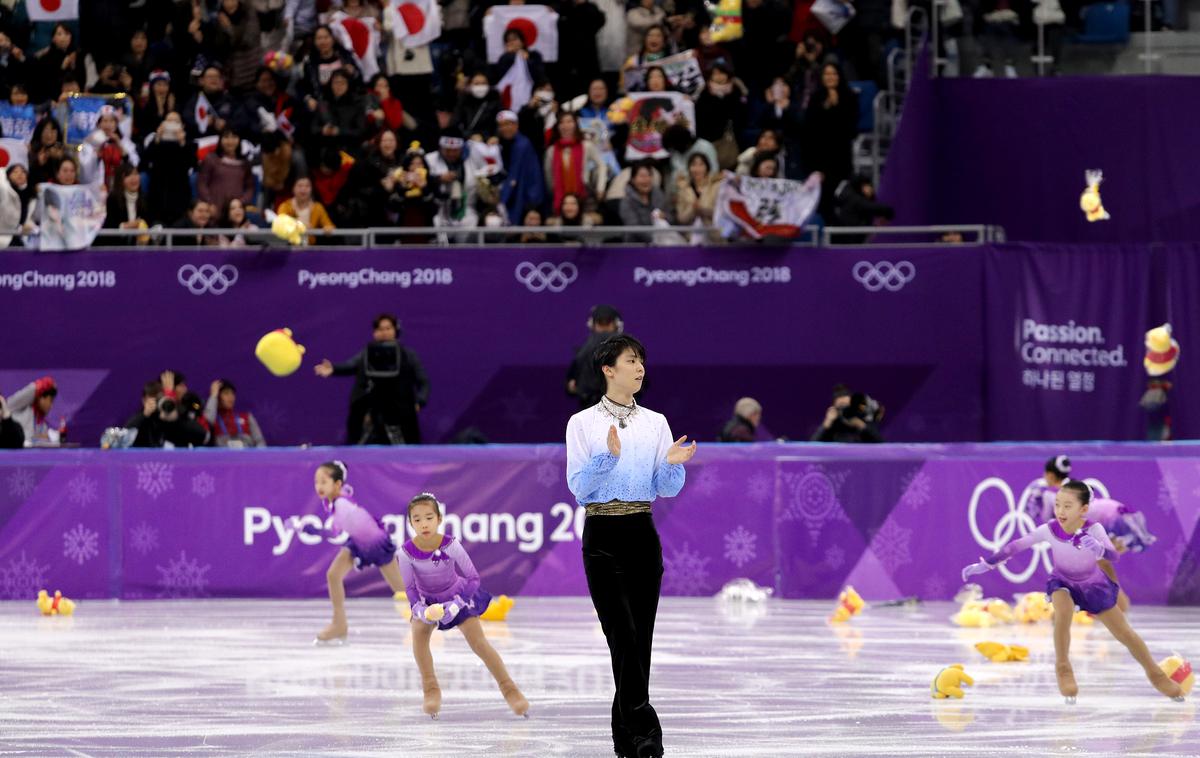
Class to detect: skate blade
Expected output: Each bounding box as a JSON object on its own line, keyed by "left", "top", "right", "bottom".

{"left": 312, "top": 636, "right": 347, "bottom": 646}
{"left": 1064, "top": 696, "right": 1077, "bottom": 705}
{"left": 1172, "top": 696, "right": 1186, "bottom": 702}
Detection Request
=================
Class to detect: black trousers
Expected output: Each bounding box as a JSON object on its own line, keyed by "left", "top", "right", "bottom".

{"left": 582, "top": 512, "right": 664, "bottom": 753}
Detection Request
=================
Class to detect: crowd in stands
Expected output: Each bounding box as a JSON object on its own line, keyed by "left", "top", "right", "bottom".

{"left": 0, "top": 0, "right": 911, "bottom": 243}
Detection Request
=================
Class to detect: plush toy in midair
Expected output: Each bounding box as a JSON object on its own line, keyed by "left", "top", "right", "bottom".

{"left": 1159, "top": 655, "right": 1194, "bottom": 695}
{"left": 1079, "top": 169, "right": 1110, "bottom": 222}
{"left": 829, "top": 585, "right": 866, "bottom": 623}
{"left": 255, "top": 328, "right": 305, "bottom": 376}
{"left": 1014, "top": 592, "right": 1053, "bottom": 623}
{"left": 705, "top": 0, "right": 743, "bottom": 41}
{"left": 974, "top": 641, "right": 1030, "bottom": 663}
{"left": 931, "top": 664, "right": 975, "bottom": 699}
{"left": 37, "top": 589, "right": 75, "bottom": 616}
{"left": 1144, "top": 323, "right": 1180, "bottom": 376}
{"left": 481, "top": 595, "right": 515, "bottom": 621}
{"left": 270, "top": 212, "right": 307, "bottom": 245}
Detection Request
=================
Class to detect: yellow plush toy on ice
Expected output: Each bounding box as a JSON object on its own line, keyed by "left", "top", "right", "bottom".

{"left": 1144, "top": 323, "right": 1180, "bottom": 376}
{"left": 931, "top": 664, "right": 975, "bottom": 699}
{"left": 36, "top": 589, "right": 75, "bottom": 616}
{"left": 705, "top": 0, "right": 743, "bottom": 41}
{"left": 481, "top": 595, "right": 515, "bottom": 621}
{"left": 254, "top": 328, "right": 305, "bottom": 377}
{"left": 1073, "top": 609, "right": 1095, "bottom": 625}
{"left": 1079, "top": 169, "right": 1110, "bottom": 222}
{"left": 974, "top": 641, "right": 1030, "bottom": 663}
{"left": 953, "top": 598, "right": 1014, "bottom": 627}
{"left": 829, "top": 585, "right": 866, "bottom": 623}
{"left": 1159, "top": 655, "right": 1194, "bottom": 695}
{"left": 1014, "top": 592, "right": 1053, "bottom": 623}
{"left": 271, "top": 212, "right": 307, "bottom": 245}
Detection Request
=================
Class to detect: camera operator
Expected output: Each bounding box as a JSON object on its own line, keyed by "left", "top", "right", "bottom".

{"left": 811, "top": 385, "right": 884, "bottom": 443}
{"left": 314, "top": 313, "right": 430, "bottom": 445}
{"left": 566, "top": 304, "right": 623, "bottom": 409}
{"left": 125, "top": 379, "right": 208, "bottom": 448}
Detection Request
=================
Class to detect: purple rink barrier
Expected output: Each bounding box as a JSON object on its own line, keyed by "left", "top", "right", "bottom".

{"left": 3, "top": 243, "right": 1199, "bottom": 444}
{"left": 1, "top": 444, "right": 1198, "bottom": 604}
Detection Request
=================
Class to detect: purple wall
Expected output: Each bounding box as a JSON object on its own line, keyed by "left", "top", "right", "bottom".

{"left": 1, "top": 444, "right": 1197, "bottom": 603}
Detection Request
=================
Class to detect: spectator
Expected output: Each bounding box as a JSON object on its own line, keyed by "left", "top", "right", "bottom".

{"left": 736, "top": 128, "right": 782, "bottom": 175}
{"left": 0, "top": 394, "right": 23, "bottom": 449}
{"left": 311, "top": 68, "right": 366, "bottom": 155}
{"left": 672, "top": 153, "right": 721, "bottom": 233}
{"left": 2, "top": 376, "right": 57, "bottom": 446}
{"left": 218, "top": 197, "right": 258, "bottom": 247}
{"left": 491, "top": 28, "right": 547, "bottom": 92}
{"left": 975, "top": 0, "right": 1028, "bottom": 78}
{"left": 556, "top": 0, "right": 606, "bottom": 98}
{"left": 594, "top": 0, "right": 629, "bottom": 79}
{"left": 90, "top": 61, "right": 136, "bottom": 96}
{"left": 750, "top": 150, "right": 781, "bottom": 178}
{"left": 102, "top": 163, "right": 150, "bottom": 245}
{"left": 28, "top": 116, "right": 66, "bottom": 187}
{"left": 496, "top": 109, "right": 546, "bottom": 223}
{"left": 310, "top": 146, "right": 358, "bottom": 223}
{"left": 32, "top": 24, "right": 85, "bottom": 104}
{"left": 197, "top": 127, "right": 257, "bottom": 214}
{"left": 278, "top": 176, "right": 335, "bottom": 240}
{"left": 642, "top": 65, "right": 671, "bottom": 93}
{"left": 381, "top": 0, "right": 436, "bottom": 128}
{"left": 811, "top": 386, "right": 884, "bottom": 442}
{"left": 183, "top": 65, "right": 244, "bottom": 140}
{"left": 517, "top": 207, "right": 548, "bottom": 243}
{"left": 603, "top": 162, "right": 662, "bottom": 222}
{"left": 544, "top": 110, "right": 607, "bottom": 215}
{"left": 301, "top": 24, "right": 359, "bottom": 106}
{"left": 313, "top": 313, "right": 430, "bottom": 445}
{"left": 167, "top": 370, "right": 206, "bottom": 425}
{"left": 803, "top": 62, "right": 858, "bottom": 220}
{"left": 365, "top": 73, "right": 406, "bottom": 137}
{"left": 0, "top": 31, "right": 29, "bottom": 102}
{"left": 203, "top": 379, "right": 266, "bottom": 447}
{"left": 142, "top": 112, "right": 196, "bottom": 226}
{"left": 576, "top": 77, "right": 622, "bottom": 175}
{"left": 661, "top": 122, "right": 718, "bottom": 190}
{"left": 4, "top": 164, "right": 35, "bottom": 234}
{"left": 833, "top": 175, "right": 894, "bottom": 238}
{"left": 387, "top": 144, "right": 436, "bottom": 232}
{"left": 732, "top": 0, "right": 794, "bottom": 95}
{"left": 719, "top": 397, "right": 762, "bottom": 442}
{"left": 566, "top": 304, "right": 624, "bottom": 407}
{"left": 125, "top": 379, "right": 208, "bottom": 448}
{"left": 120, "top": 28, "right": 153, "bottom": 95}
{"left": 547, "top": 192, "right": 600, "bottom": 242}
{"left": 619, "top": 161, "right": 670, "bottom": 240}
{"left": 621, "top": 23, "right": 672, "bottom": 92}
{"left": 518, "top": 81, "right": 558, "bottom": 154}
{"left": 694, "top": 63, "right": 747, "bottom": 169}
{"left": 425, "top": 129, "right": 480, "bottom": 228}
{"left": 173, "top": 199, "right": 217, "bottom": 247}
{"left": 213, "top": 0, "right": 265, "bottom": 94}
{"left": 693, "top": 26, "right": 733, "bottom": 75}
{"left": 135, "top": 70, "right": 177, "bottom": 141}
{"left": 354, "top": 128, "right": 404, "bottom": 224}
{"left": 753, "top": 78, "right": 804, "bottom": 173}
{"left": 786, "top": 33, "right": 829, "bottom": 109}
{"left": 455, "top": 71, "right": 502, "bottom": 139}
{"left": 244, "top": 66, "right": 303, "bottom": 200}
{"left": 88, "top": 106, "right": 138, "bottom": 191}
{"left": 626, "top": 2, "right": 667, "bottom": 59}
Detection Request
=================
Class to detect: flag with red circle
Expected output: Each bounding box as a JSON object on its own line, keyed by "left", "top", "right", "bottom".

{"left": 386, "top": 0, "right": 442, "bottom": 48}
{"left": 484, "top": 5, "right": 559, "bottom": 63}
{"left": 28, "top": 0, "right": 78, "bottom": 21}
{"left": 329, "top": 12, "right": 381, "bottom": 80}
{"left": 0, "top": 138, "right": 27, "bottom": 170}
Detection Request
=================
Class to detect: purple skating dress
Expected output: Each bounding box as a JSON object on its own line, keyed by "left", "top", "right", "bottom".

{"left": 986, "top": 519, "right": 1121, "bottom": 614}
{"left": 398, "top": 535, "right": 492, "bottom": 631}
{"left": 322, "top": 495, "right": 397, "bottom": 569}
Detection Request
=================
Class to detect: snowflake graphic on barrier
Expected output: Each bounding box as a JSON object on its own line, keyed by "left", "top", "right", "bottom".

{"left": 156, "top": 551, "right": 211, "bottom": 598}
{"left": 136, "top": 462, "right": 174, "bottom": 500}
{"left": 693, "top": 467, "right": 721, "bottom": 497}
{"left": 6, "top": 468, "right": 36, "bottom": 499}
{"left": 536, "top": 461, "right": 559, "bottom": 489}
{"left": 900, "top": 470, "right": 932, "bottom": 510}
{"left": 723, "top": 526, "right": 757, "bottom": 568}
{"left": 663, "top": 543, "right": 711, "bottom": 596}
{"left": 747, "top": 472, "right": 773, "bottom": 503}
{"left": 66, "top": 472, "right": 99, "bottom": 507}
{"left": 191, "top": 472, "right": 215, "bottom": 499}
{"left": 0, "top": 551, "right": 49, "bottom": 599}
{"left": 129, "top": 522, "right": 160, "bottom": 556}
{"left": 824, "top": 544, "right": 845, "bottom": 570}
{"left": 923, "top": 574, "right": 948, "bottom": 600}
{"left": 62, "top": 523, "right": 100, "bottom": 565}
{"left": 781, "top": 467, "right": 850, "bottom": 544}
{"left": 869, "top": 520, "right": 914, "bottom": 573}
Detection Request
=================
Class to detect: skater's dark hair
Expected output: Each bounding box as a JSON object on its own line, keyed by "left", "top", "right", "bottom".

{"left": 319, "top": 460, "right": 347, "bottom": 482}
{"left": 594, "top": 333, "right": 646, "bottom": 376}
{"left": 1060, "top": 479, "right": 1092, "bottom": 506}
{"left": 1045, "top": 455, "right": 1071, "bottom": 479}
{"left": 408, "top": 492, "right": 442, "bottom": 520}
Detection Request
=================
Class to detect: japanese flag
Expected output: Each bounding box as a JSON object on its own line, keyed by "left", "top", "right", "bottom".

{"left": 387, "top": 0, "right": 442, "bottom": 48}
{"left": 195, "top": 135, "right": 220, "bottom": 162}
{"left": 330, "top": 12, "right": 381, "bottom": 80}
{"left": 28, "top": 0, "right": 79, "bottom": 22}
{"left": 485, "top": 5, "right": 559, "bottom": 63}
{"left": 0, "top": 138, "right": 27, "bottom": 169}
{"left": 496, "top": 53, "right": 533, "bottom": 111}
{"left": 194, "top": 92, "right": 213, "bottom": 134}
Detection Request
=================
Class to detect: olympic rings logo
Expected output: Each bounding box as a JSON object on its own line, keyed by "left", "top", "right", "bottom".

{"left": 514, "top": 261, "right": 578, "bottom": 293}
{"left": 177, "top": 264, "right": 239, "bottom": 295}
{"left": 852, "top": 261, "right": 916, "bottom": 292}
{"left": 968, "top": 476, "right": 1110, "bottom": 583}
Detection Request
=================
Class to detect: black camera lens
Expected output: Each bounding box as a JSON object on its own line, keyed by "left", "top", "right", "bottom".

{"left": 158, "top": 398, "right": 177, "bottom": 415}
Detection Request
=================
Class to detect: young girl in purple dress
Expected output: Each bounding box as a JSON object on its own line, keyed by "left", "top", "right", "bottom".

{"left": 398, "top": 493, "right": 529, "bottom": 719}
{"left": 963, "top": 480, "right": 1185, "bottom": 703}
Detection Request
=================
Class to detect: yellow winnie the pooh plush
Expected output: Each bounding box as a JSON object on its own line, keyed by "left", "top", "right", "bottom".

{"left": 932, "top": 664, "right": 975, "bottom": 699}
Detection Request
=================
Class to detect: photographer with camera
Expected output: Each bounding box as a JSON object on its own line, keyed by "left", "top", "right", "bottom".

{"left": 125, "top": 375, "right": 208, "bottom": 448}
{"left": 314, "top": 313, "right": 430, "bottom": 445}
{"left": 811, "top": 384, "right": 884, "bottom": 443}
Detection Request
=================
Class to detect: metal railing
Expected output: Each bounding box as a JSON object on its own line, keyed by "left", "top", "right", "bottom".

{"left": 13, "top": 223, "right": 1007, "bottom": 248}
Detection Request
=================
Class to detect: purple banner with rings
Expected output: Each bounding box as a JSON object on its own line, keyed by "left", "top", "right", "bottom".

{"left": 0, "top": 245, "right": 985, "bottom": 446}
{"left": 0, "top": 445, "right": 1197, "bottom": 604}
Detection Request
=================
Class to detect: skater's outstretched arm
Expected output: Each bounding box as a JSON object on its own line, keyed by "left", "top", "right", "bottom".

{"left": 963, "top": 523, "right": 1051, "bottom": 580}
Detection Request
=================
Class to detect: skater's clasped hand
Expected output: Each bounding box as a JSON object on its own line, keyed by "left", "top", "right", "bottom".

{"left": 960, "top": 558, "right": 992, "bottom": 582}
{"left": 666, "top": 435, "right": 698, "bottom": 464}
